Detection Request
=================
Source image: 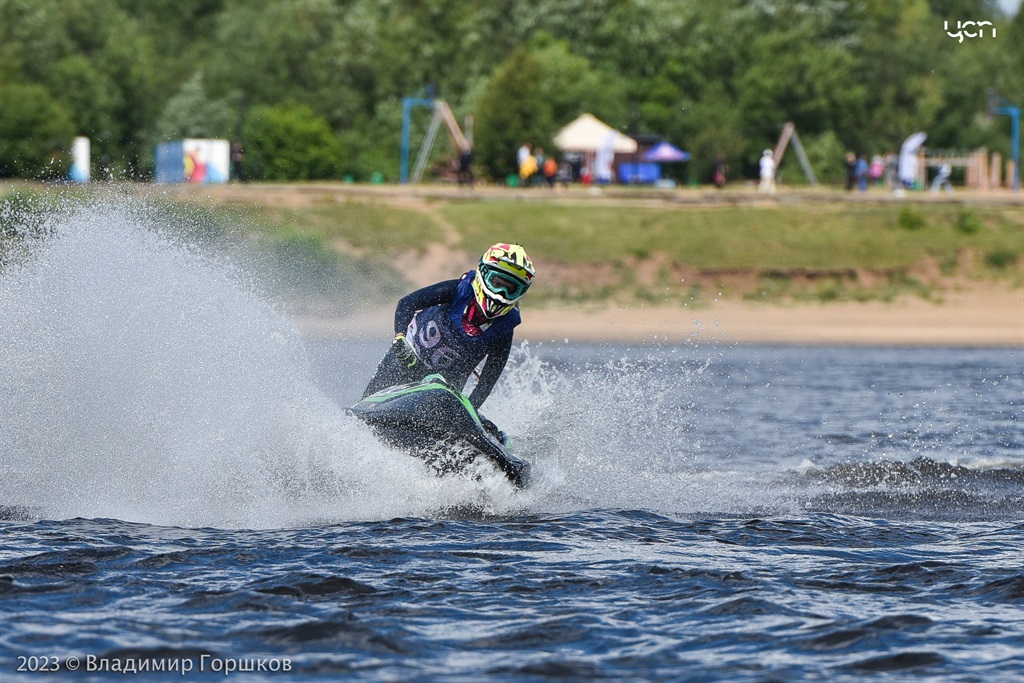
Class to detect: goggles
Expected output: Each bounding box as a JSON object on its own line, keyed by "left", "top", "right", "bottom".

{"left": 479, "top": 263, "right": 531, "bottom": 301}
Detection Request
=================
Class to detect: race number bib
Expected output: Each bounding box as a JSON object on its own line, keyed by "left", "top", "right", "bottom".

{"left": 407, "top": 316, "right": 462, "bottom": 369}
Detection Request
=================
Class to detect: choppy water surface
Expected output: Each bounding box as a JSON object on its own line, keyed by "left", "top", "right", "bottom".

{"left": 0, "top": 196, "right": 1021, "bottom": 681}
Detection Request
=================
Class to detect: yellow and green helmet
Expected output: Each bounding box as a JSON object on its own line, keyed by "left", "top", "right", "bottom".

{"left": 472, "top": 243, "right": 536, "bottom": 318}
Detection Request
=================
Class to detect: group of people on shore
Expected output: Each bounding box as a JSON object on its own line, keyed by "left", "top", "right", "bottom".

{"left": 843, "top": 151, "right": 899, "bottom": 192}
{"left": 516, "top": 143, "right": 563, "bottom": 188}
{"left": 505, "top": 142, "right": 957, "bottom": 194}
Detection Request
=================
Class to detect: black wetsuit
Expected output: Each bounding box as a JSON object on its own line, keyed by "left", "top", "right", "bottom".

{"left": 362, "top": 271, "right": 520, "bottom": 409}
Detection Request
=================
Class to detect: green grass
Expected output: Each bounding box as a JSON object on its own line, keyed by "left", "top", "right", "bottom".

{"left": 2, "top": 183, "right": 1022, "bottom": 306}
{"left": 744, "top": 271, "right": 937, "bottom": 304}
{"left": 232, "top": 198, "right": 441, "bottom": 253}
{"left": 442, "top": 201, "right": 1022, "bottom": 271}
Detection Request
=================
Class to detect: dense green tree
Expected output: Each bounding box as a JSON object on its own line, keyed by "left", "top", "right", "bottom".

{"left": 242, "top": 104, "right": 343, "bottom": 181}
{"left": 152, "top": 73, "right": 237, "bottom": 142}
{"left": 530, "top": 35, "right": 630, "bottom": 132}
{"left": 684, "top": 82, "right": 747, "bottom": 184}
{"left": 0, "top": 0, "right": 161, "bottom": 177}
{"left": 472, "top": 46, "right": 552, "bottom": 180}
{"left": 0, "top": 83, "right": 74, "bottom": 178}
{"left": 0, "top": 0, "right": 1019, "bottom": 183}
{"left": 736, "top": 11, "right": 866, "bottom": 148}
{"left": 48, "top": 55, "right": 116, "bottom": 142}
{"left": 207, "top": 0, "right": 357, "bottom": 127}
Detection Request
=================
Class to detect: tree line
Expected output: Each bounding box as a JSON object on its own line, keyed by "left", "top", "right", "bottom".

{"left": 0, "top": 0, "right": 1020, "bottom": 185}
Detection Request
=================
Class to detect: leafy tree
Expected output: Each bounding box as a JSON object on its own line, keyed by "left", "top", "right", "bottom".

{"left": 738, "top": 32, "right": 866, "bottom": 147}
{"left": 207, "top": 0, "right": 358, "bottom": 127}
{"left": 337, "top": 101, "right": 404, "bottom": 182}
{"left": 530, "top": 34, "right": 629, "bottom": 131}
{"left": 48, "top": 55, "right": 116, "bottom": 143}
{"left": 684, "top": 82, "right": 747, "bottom": 184}
{"left": 0, "top": 0, "right": 1019, "bottom": 183}
{"left": 152, "top": 73, "right": 238, "bottom": 142}
{"left": 472, "top": 46, "right": 552, "bottom": 180}
{"left": 0, "top": 0, "right": 70, "bottom": 84}
{"left": 858, "top": 0, "right": 950, "bottom": 150}
{"left": 242, "top": 104, "right": 342, "bottom": 181}
{"left": 46, "top": 0, "right": 160, "bottom": 176}
{"left": 0, "top": 82, "right": 74, "bottom": 178}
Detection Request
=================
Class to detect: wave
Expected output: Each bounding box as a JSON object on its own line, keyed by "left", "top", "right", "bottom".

{"left": 788, "top": 457, "right": 1024, "bottom": 520}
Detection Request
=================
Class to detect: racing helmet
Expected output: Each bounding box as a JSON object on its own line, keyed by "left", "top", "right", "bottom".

{"left": 472, "top": 243, "right": 536, "bottom": 318}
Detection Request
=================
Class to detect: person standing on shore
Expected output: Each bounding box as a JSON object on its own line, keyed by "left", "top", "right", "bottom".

{"left": 758, "top": 149, "right": 775, "bottom": 194}
{"left": 883, "top": 150, "right": 898, "bottom": 190}
{"left": 845, "top": 151, "right": 857, "bottom": 191}
{"left": 930, "top": 161, "right": 954, "bottom": 194}
{"left": 230, "top": 141, "right": 245, "bottom": 182}
{"left": 518, "top": 149, "right": 538, "bottom": 187}
{"left": 856, "top": 155, "right": 870, "bottom": 191}
{"left": 713, "top": 153, "right": 728, "bottom": 189}
{"left": 457, "top": 147, "right": 473, "bottom": 188}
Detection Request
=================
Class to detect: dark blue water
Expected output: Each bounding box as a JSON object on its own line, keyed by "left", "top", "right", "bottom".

{"left": 2, "top": 510, "right": 1021, "bottom": 682}
{"left": 1, "top": 200, "right": 1022, "bottom": 681}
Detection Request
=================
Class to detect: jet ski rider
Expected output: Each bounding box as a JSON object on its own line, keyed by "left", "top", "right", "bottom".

{"left": 362, "top": 242, "right": 536, "bottom": 413}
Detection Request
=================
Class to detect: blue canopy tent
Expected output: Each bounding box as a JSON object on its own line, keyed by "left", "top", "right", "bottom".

{"left": 642, "top": 142, "right": 691, "bottom": 163}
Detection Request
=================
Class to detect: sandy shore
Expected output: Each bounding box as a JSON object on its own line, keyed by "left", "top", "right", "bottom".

{"left": 292, "top": 287, "right": 1023, "bottom": 347}
{"left": 523, "top": 289, "right": 1024, "bottom": 346}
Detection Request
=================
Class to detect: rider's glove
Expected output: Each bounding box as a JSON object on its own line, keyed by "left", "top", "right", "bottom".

{"left": 393, "top": 333, "right": 418, "bottom": 368}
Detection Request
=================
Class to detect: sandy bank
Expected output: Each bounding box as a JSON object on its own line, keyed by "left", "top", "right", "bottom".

{"left": 523, "top": 289, "right": 1023, "bottom": 346}
{"left": 292, "top": 287, "right": 1023, "bottom": 347}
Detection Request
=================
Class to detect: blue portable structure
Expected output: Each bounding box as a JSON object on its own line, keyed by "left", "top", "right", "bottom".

{"left": 619, "top": 163, "right": 662, "bottom": 184}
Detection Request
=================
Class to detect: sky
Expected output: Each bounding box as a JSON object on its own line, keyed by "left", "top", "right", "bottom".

{"left": 996, "top": 0, "right": 1021, "bottom": 15}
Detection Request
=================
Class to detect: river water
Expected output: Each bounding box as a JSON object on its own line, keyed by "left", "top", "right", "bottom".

{"left": 0, "top": 198, "right": 1021, "bottom": 681}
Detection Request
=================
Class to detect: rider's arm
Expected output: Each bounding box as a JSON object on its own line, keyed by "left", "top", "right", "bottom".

{"left": 393, "top": 279, "right": 460, "bottom": 334}
{"left": 468, "top": 333, "right": 513, "bottom": 409}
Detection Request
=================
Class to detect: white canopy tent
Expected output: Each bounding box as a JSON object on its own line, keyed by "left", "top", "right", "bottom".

{"left": 554, "top": 113, "right": 637, "bottom": 153}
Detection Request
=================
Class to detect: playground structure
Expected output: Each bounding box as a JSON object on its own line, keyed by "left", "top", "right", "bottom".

{"left": 772, "top": 122, "right": 818, "bottom": 185}
{"left": 400, "top": 97, "right": 471, "bottom": 184}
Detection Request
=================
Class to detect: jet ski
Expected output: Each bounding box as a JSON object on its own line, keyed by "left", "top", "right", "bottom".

{"left": 348, "top": 374, "right": 530, "bottom": 489}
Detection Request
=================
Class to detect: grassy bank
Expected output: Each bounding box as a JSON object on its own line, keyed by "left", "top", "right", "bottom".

{"left": 2, "top": 182, "right": 1022, "bottom": 307}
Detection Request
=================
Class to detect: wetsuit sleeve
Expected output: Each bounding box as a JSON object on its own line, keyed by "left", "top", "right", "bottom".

{"left": 468, "top": 333, "right": 513, "bottom": 409}
{"left": 393, "top": 279, "right": 460, "bottom": 334}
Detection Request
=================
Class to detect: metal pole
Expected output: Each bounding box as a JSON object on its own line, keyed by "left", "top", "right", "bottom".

{"left": 400, "top": 97, "right": 434, "bottom": 184}
{"left": 992, "top": 90, "right": 1020, "bottom": 191}
{"left": 998, "top": 106, "right": 1021, "bottom": 191}
{"left": 400, "top": 98, "right": 412, "bottom": 184}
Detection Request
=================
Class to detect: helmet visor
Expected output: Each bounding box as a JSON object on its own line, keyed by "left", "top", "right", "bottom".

{"left": 480, "top": 263, "right": 530, "bottom": 301}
